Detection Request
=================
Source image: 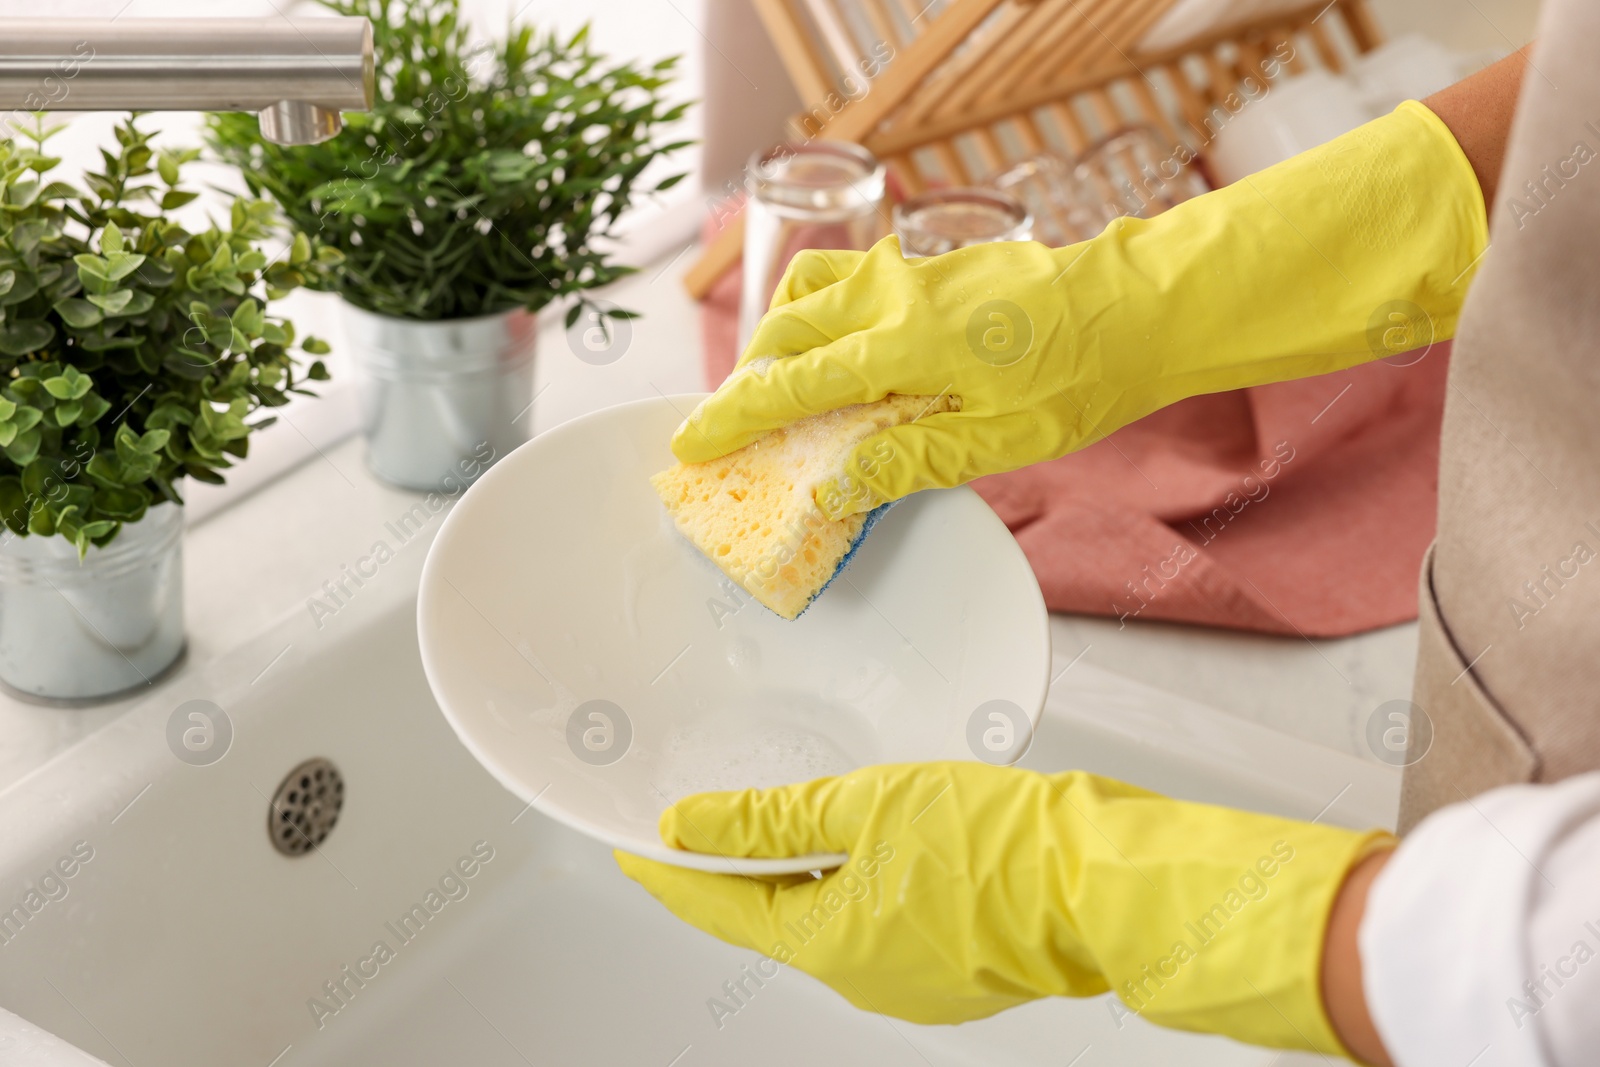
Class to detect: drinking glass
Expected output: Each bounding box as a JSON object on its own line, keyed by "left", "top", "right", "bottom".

{"left": 892, "top": 187, "right": 1031, "bottom": 257}
{"left": 739, "top": 142, "right": 888, "bottom": 353}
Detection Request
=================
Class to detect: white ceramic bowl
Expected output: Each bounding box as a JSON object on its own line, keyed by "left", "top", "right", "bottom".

{"left": 417, "top": 395, "right": 1050, "bottom": 873}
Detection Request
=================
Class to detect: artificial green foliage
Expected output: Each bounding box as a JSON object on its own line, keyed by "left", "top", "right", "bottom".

{"left": 0, "top": 115, "right": 338, "bottom": 556}
{"left": 206, "top": 0, "right": 690, "bottom": 325}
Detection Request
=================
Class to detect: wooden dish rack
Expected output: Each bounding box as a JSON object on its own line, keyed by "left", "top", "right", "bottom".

{"left": 684, "top": 0, "right": 1385, "bottom": 298}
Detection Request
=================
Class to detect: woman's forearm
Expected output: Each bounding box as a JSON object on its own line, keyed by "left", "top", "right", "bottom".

{"left": 1424, "top": 45, "right": 1532, "bottom": 209}
{"left": 1321, "top": 848, "right": 1394, "bottom": 1066}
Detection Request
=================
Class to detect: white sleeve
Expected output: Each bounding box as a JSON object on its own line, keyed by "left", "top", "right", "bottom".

{"left": 1359, "top": 771, "right": 1600, "bottom": 1067}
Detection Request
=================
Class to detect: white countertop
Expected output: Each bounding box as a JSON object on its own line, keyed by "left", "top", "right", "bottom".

{"left": 0, "top": 244, "right": 1418, "bottom": 795}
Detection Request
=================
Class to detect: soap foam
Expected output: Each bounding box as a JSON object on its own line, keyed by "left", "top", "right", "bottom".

{"left": 761, "top": 405, "right": 862, "bottom": 504}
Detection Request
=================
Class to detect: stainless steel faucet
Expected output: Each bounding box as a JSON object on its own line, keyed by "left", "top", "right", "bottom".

{"left": 0, "top": 18, "right": 373, "bottom": 145}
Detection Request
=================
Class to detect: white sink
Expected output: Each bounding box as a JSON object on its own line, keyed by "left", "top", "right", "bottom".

{"left": 0, "top": 514, "right": 1396, "bottom": 1066}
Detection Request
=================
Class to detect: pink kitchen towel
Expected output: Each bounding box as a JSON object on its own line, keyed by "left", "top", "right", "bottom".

{"left": 699, "top": 235, "right": 1445, "bottom": 638}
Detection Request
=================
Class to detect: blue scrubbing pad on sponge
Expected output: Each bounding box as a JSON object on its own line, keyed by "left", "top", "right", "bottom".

{"left": 651, "top": 394, "right": 958, "bottom": 619}
{"left": 799, "top": 499, "right": 893, "bottom": 616}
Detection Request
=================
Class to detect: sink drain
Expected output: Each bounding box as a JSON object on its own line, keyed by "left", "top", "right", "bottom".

{"left": 268, "top": 758, "right": 344, "bottom": 856}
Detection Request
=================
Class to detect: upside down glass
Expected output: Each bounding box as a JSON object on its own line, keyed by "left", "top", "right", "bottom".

{"left": 992, "top": 126, "right": 1210, "bottom": 247}
{"left": 1073, "top": 125, "right": 1210, "bottom": 226}
{"left": 892, "top": 187, "right": 1032, "bottom": 258}
{"left": 992, "top": 153, "right": 1103, "bottom": 247}
{"left": 738, "top": 142, "right": 889, "bottom": 354}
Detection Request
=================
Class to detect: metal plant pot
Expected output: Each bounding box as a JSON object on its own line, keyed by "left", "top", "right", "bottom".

{"left": 0, "top": 502, "right": 186, "bottom": 703}
{"left": 343, "top": 303, "right": 535, "bottom": 492}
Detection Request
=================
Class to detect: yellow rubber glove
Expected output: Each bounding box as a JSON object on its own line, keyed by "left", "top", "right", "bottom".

{"left": 617, "top": 762, "right": 1394, "bottom": 1055}
{"left": 674, "top": 101, "right": 1487, "bottom": 519}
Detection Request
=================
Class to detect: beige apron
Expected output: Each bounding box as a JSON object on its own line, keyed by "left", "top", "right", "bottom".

{"left": 1401, "top": 0, "right": 1600, "bottom": 830}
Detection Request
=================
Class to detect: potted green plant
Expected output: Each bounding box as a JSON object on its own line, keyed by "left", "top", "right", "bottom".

{"left": 0, "top": 115, "right": 336, "bottom": 703}
{"left": 208, "top": 0, "right": 690, "bottom": 492}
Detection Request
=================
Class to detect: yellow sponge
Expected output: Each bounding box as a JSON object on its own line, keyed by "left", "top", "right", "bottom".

{"left": 651, "top": 394, "right": 958, "bottom": 619}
